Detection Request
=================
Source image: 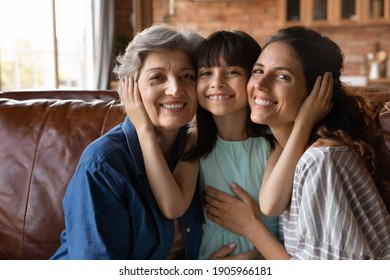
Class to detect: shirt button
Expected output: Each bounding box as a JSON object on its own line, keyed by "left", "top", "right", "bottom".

{"left": 186, "top": 227, "right": 191, "bottom": 233}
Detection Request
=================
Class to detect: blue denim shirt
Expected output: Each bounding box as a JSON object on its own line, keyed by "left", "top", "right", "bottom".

{"left": 51, "top": 117, "right": 203, "bottom": 260}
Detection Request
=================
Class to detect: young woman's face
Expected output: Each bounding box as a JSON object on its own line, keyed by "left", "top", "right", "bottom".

{"left": 137, "top": 49, "right": 197, "bottom": 131}
{"left": 247, "top": 42, "right": 308, "bottom": 128}
{"left": 197, "top": 58, "right": 249, "bottom": 118}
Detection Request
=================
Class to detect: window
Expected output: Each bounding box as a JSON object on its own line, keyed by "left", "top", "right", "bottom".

{"left": 287, "top": 0, "right": 301, "bottom": 21}
{"left": 0, "top": 0, "right": 94, "bottom": 91}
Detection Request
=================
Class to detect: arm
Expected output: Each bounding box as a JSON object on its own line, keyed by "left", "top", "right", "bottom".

{"left": 259, "top": 73, "right": 334, "bottom": 216}
{"left": 59, "top": 162, "right": 131, "bottom": 259}
{"left": 204, "top": 183, "right": 290, "bottom": 260}
{"left": 123, "top": 76, "right": 198, "bottom": 219}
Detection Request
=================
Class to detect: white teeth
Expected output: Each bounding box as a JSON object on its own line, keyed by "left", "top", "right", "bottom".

{"left": 162, "top": 103, "right": 184, "bottom": 109}
{"left": 208, "top": 95, "right": 230, "bottom": 100}
{"left": 254, "top": 98, "right": 275, "bottom": 106}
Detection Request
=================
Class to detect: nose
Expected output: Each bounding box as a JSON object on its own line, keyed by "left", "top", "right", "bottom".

{"left": 210, "top": 73, "right": 226, "bottom": 89}
{"left": 252, "top": 73, "right": 269, "bottom": 91}
{"left": 165, "top": 77, "right": 181, "bottom": 96}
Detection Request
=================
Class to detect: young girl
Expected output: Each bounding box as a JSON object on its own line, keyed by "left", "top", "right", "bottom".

{"left": 186, "top": 30, "right": 278, "bottom": 259}
{"left": 124, "top": 29, "right": 332, "bottom": 259}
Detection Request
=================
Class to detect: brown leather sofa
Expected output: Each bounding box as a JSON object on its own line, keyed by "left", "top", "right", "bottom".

{"left": 361, "top": 88, "right": 390, "bottom": 149}
{"left": 0, "top": 90, "right": 125, "bottom": 259}
{"left": 380, "top": 101, "right": 390, "bottom": 150}
{"left": 0, "top": 88, "right": 389, "bottom": 260}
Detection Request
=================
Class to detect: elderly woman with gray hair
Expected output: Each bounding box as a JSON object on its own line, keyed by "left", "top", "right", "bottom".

{"left": 51, "top": 24, "right": 204, "bottom": 260}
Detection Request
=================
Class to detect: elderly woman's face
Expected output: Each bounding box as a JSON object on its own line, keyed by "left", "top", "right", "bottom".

{"left": 137, "top": 49, "right": 197, "bottom": 131}
{"left": 247, "top": 42, "right": 307, "bottom": 129}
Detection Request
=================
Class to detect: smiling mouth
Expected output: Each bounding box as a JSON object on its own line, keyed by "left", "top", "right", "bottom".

{"left": 254, "top": 98, "right": 277, "bottom": 106}
{"left": 208, "top": 95, "right": 231, "bottom": 100}
{"left": 161, "top": 103, "right": 185, "bottom": 109}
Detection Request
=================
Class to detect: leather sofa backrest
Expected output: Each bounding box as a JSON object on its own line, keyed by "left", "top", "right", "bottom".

{"left": 0, "top": 89, "right": 389, "bottom": 260}
{"left": 361, "top": 89, "right": 390, "bottom": 113}
{"left": 380, "top": 101, "right": 390, "bottom": 150}
{"left": 0, "top": 93, "right": 125, "bottom": 259}
{"left": 0, "top": 90, "right": 120, "bottom": 101}
{"left": 358, "top": 88, "right": 390, "bottom": 149}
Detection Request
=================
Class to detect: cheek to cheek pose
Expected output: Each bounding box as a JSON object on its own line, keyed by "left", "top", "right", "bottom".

{"left": 205, "top": 26, "right": 390, "bottom": 260}
{"left": 127, "top": 29, "right": 282, "bottom": 260}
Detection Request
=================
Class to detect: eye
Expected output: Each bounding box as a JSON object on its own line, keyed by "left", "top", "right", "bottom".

{"left": 276, "top": 73, "right": 291, "bottom": 81}
{"left": 149, "top": 74, "right": 162, "bottom": 81}
{"left": 226, "top": 70, "right": 239, "bottom": 76}
{"left": 252, "top": 68, "right": 264, "bottom": 75}
{"left": 199, "top": 70, "right": 211, "bottom": 77}
{"left": 147, "top": 72, "right": 167, "bottom": 85}
{"left": 181, "top": 72, "right": 196, "bottom": 81}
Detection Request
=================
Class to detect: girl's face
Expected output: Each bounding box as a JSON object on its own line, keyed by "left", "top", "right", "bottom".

{"left": 197, "top": 58, "right": 249, "bottom": 118}
{"left": 137, "top": 49, "right": 197, "bottom": 131}
{"left": 247, "top": 42, "right": 308, "bottom": 129}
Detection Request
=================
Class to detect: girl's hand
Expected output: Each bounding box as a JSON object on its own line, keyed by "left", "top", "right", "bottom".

{"left": 122, "top": 76, "right": 154, "bottom": 134}
{"left": 295, "top": 72, "right": 334, "bottom": 128}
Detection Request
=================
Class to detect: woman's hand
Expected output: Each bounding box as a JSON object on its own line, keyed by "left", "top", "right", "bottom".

{"left": 205, "top": 183, "right": 290, "bottom": 260}
{"left": 122, "top": 76, "right": 154, "bottom": 134}
{"left": 295, "top": 72, "right": 334, "bottom": 128}
{"left": 204, "top": 183, "right": 262, "bottom": 239}
{"left": 208, "top": 244, "right": 260, "bottom": 260}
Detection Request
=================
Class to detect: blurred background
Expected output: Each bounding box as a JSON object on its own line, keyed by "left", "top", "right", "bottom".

{"left": 1, "top": 0, "right": 389, "bottom": 91}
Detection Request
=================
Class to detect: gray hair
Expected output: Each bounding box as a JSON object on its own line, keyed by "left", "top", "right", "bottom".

{"left": 113, "top": 24, "right": 204, "bottom": 101}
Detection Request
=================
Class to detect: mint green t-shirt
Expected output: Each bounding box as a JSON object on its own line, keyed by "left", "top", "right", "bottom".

{"left": 198, "top": 136, "right": 279, "bottom": 259}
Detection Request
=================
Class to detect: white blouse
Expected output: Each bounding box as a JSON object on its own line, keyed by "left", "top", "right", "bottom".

{"left": 282, "top": 146, "right": 390, "bottom": 259}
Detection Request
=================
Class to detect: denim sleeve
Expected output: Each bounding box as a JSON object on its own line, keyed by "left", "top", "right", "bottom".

{"left": 61, "top": 160, "right": 131, "bottom": 259}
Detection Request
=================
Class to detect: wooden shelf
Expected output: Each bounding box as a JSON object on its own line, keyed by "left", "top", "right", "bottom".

{"left": 367, "top": 78, "right": 390, "bottom": 88}
{"left": 279, "top": 0, "right": 390, "bottom": 27}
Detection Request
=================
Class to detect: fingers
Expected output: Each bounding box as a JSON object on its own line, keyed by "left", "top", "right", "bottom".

{"left": 132, "top": 78, "right": 142, "bottom": 103}
{"left": 123, "top": 76, "right": 143, "bottom": 112}
{"left": 307, "top": 72, "right": 334, "bottom": 116}
{"left": 122, "top": 76, "right": 132, "bottom": 106}
{"left": 237, "top": 249, "right": 261, "bottom": 260}
{"left": 310, "top": 76, "right": 322, "bottom": 98}
{"left": 204, "top": 186, "right": 234, "bottom": 203}
{"left": 318, "top": 72, "right": 333, "bottom": 103}
{"left": 208, "top": 243, "right": 237, "bottom": 260}
{"left": 205, "top": 183, "right": 249, "bottom": 203}
{"left": 223, "top": 249, "right": 260, "bottom": 260}
{"left": 204, "top": 191, "right": 224, "bottom": 218}
{"left": 231, "top": 182, "right": 253, "bottom": 205}
{"left": 324, "top": 74, "right": 334, "bottom": 106}
{"left": 208, "top": 246, "right": 260, "bottom": 260}
{"left": 204, "top": 183, "right": 255, "bottom": 212}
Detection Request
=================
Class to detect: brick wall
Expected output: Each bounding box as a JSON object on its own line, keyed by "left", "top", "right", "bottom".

{"left": 115, "top": 0, "right": 133, "bottom": 38}
{"left": 151, "top": 0, "right": 390, "bottom": 78}
{"left": 114, "top": 0, "right": 133, "bottom": 56}
{"left": 114, "top": 0, "right": 390, "bottom": 78}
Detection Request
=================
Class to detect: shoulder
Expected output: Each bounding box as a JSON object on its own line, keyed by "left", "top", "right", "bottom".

{"left": 75, "top": 120, "right": 144, "bottom": 180}
{"left": 297, "top": 146, "right": 358, "bottom": 178}
{"left": 245, "top": 135, "right": 270, "bottom": 150}
{"left": 310, "top": 138, "right": 344, "bottom": 148}
{"left": 82, "top": 124, "right": 128, "bottom": 163}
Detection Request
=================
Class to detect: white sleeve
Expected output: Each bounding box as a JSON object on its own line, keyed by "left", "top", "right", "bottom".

{"left": 287, "top": 148, "right": 382, "bottom": 259}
